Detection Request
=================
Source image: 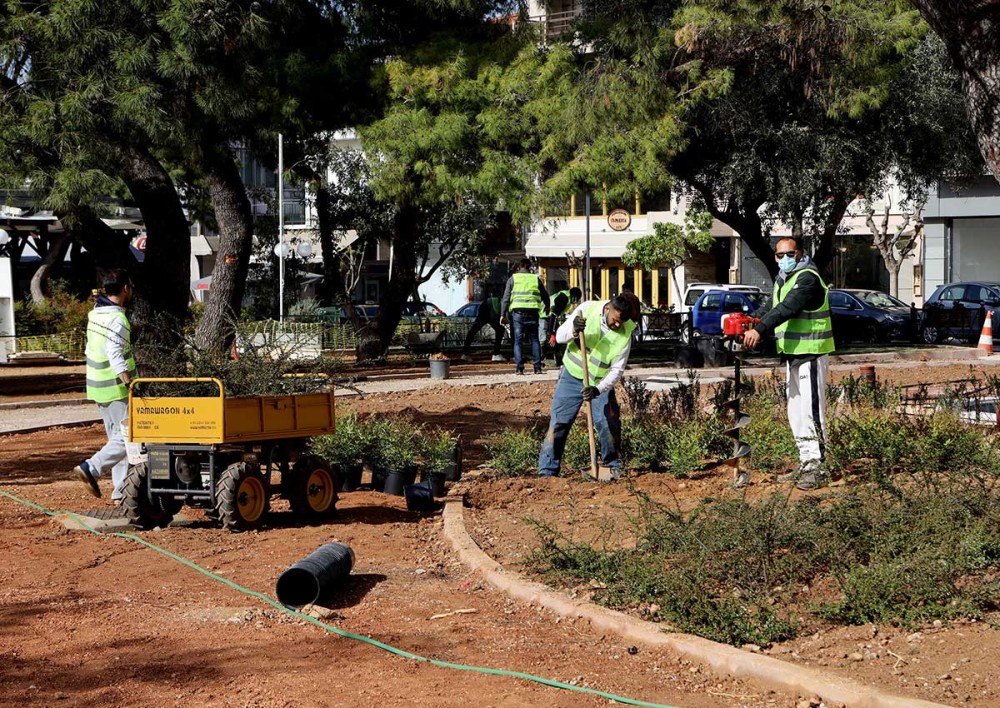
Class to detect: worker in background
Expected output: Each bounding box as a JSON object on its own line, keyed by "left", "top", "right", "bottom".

{"left": 72, "top": 269, "right": 138, "bottom": 502}
{"left": 460, "top": 294, "right": 507, "bottom": 362}
{"left": 742, "top": 237, "right": 835, "bottom": 491}
{"left": 500, "top": 258, "right": 549, "bottom": 375}
{"left": 544, "top": 286, "right": 582, "bottom": 365}
{"left": 538, "top": 294, "right": 635, "bottom": 477}
{"left": 619, "top": 286, "right": 644, "bottom": 338}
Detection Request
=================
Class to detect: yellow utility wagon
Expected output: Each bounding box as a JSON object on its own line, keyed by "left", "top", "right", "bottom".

{"left": 124, "top": 377, "right": 338, "bottom": 531}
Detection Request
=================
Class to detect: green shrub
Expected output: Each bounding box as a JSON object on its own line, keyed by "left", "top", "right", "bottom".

{"left": 741, "top": 400, "right": 797, "bottom": 474}
{"left": 562, "top": 424, "right": 592, "bottom": 472}
{"left": 310, "top": 412, "right": 365, "bottom": 467}
{"left": 529, "top": 475, "right": 1000, "bottom": 646}
{"left": 826, "top": 407, "right": 919, "bottom": 478}
{"left": 13, "top": 282, "right": 92, "bottom": 336}
{"left": 420, "top": 426, "right": 458, "bottom": 474}
{"left": 363, "top": 415, "right": 421, "bottom": 469}
{"left": 485, "top": 428, "right": 541, "bottom": 477}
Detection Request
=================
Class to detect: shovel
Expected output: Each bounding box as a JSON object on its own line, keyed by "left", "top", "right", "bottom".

{"left": 577, "top": 331, "right": 604, "bottom": 481}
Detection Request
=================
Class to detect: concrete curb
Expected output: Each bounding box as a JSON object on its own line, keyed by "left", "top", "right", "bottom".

{"left": 442, "top": 495, "right": 948, "bottom": 708}
{"left": 1, "top": 418, "right": 101, "bottom": 436}
{"left": 0, "top": 398, "right": 89, "bottom": 411}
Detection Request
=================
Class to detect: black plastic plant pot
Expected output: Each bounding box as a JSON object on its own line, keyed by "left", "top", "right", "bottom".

{"left": 383, "top": 467, "right": 417, "bottom": 496}
{"left": 444, "top": 444, "right": 463, "bottom": 482}
{"left": 420, "top": 470, "right": 446, "bottom": 497}
{"left": 275, "top": 542, "right": 355, "bottom": 609}
{"left": 404, "top": 481, "right": 435, "bottom": 512}
{"left": 339, "top": 463, "right": 363, "bottom": 492}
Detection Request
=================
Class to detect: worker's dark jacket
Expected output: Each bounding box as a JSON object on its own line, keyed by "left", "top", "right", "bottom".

{"left": 753, "top": 256, "right": 828, "bottom": 362}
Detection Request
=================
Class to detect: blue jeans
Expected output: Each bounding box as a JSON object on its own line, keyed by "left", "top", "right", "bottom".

{"left": 511, "top": 310, "right": 541, "bottom": 372}
{"left": 538, "top": 370, "right": 621, "bottom": 476}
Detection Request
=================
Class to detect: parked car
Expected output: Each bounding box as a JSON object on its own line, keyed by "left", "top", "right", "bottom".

{"left": 680, "top": 283, "right": 762, "bottom": 314}
{"left": 402, "top": 301, "right": 447, "bottom": 318}
{"left": 829, "top": 289, "right": 916, "bottom": 344}
{"left": 689, "top": 289, "right": 767, "bottom": 340}
{"left": 921, "top": 281, "right": 1000, "bottom": 344}
{"left": 317, "top": 303, "right": 379, "bottom": 324}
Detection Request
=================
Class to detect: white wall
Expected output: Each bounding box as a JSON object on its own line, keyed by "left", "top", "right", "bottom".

{"left": 0, "top": 258, "right": 14, "bottom": 357}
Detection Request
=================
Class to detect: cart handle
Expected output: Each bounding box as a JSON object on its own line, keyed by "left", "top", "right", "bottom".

{"left": 129, "top": 377, "right": 224, "bottom": 399}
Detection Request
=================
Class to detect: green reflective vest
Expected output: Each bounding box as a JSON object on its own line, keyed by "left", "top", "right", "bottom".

{"left": 85, "top": 308, "right": 136, "bottom": 403}
{"left": 773, "top": 267, "right": 835, "bottom": 356}
{"left": 510, "top": 272, "right": 542, "bottom": 311}
{"left": 563, "top": 302, "right": 636, "bottom": 385}
{"left": 550, "top": 289, "right": 572, "bottom": 317}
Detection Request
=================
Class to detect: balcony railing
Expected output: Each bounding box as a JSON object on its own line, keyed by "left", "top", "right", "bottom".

{"left": 527, "top": 8, "right": 582, "bottom": 39}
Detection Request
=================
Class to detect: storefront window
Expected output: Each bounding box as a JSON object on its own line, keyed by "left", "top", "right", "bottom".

{"left": 641, "top": 270, "right": 654, "bottom": 307}
{"left": 608, "top": 268, "right": 619, "bottom": 296}
{"left": 657, "top": 268, "right": 671, "bottom": 309}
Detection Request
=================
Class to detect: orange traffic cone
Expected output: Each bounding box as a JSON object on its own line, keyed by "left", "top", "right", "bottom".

{"left": 978, "top": 311, "right": 994, "bottom": 355}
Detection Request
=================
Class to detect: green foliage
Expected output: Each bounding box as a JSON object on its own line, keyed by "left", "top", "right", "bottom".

{"left": 562, "top": 424, "right": 592, "bottom": 472}
{"left": 622, "top": 211, "right": 715, "bottom": 272}
{"left": 739, "top": 398, "right": 798, "bottom": 474}
{"left": 420, "top": 426, "right": 459, "bottom": 474}
{"left": 485, "top": 427, "right": 542, "bottom": 477}
{"left": 531, "top": 473, "right": 1000, "bottom": 645}
{"left": 362, "top": 415, "right": 422, "bottom": 470}
{"left": 310, "top": 413, "right": 365, "bottom": 468}
{"left": 12, "top": 283, "right": 92, "bottom": 337}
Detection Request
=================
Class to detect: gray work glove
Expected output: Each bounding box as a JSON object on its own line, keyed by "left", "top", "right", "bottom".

{"left": 581, "top": 386, "right": 599, "bottom": 401}
{"left": 572, "top": 314, "right": 587, "bottom": 336}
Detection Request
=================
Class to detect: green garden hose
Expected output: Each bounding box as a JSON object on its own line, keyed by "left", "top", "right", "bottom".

{"left": 0, "top": 489, "right": 679, "bottom": 708}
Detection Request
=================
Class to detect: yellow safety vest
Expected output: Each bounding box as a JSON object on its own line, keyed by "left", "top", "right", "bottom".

{"left": 773, "top": 268, "right": 835, "bottom": 356}
{"left": 563, "top": 302, "right": 635, "bottom": 384}
{"left": 510, "top": 272, "right": 542, "bottom": 311}
{"left": 85, "top": 308, "right": 136, "bottom": 403}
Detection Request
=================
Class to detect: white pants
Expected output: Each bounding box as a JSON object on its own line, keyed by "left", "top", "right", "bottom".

{"left": 87, "top": 398, "right": 129, "bottom": 500}
{"left": 786, "top": 356, "right": 828, "bottom": 468}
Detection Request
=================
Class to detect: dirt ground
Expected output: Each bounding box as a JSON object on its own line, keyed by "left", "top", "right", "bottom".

{"left": 2, "top": 360, "right": 999, "bottom": 707}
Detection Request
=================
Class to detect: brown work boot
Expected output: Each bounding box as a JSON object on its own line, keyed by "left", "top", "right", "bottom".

{"left": 73, "top": 461, "right": 102, "bottom": 498}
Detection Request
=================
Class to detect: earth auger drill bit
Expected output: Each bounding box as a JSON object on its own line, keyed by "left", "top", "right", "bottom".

{"left": 719, "top": 314, "right": 759, "bottom": 489}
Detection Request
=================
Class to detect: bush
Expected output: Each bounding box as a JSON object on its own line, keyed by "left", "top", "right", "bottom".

{"left": 530, "top": 476, "right": 1000, "bottom": 646}
{"left": 420, "top": 426, "right": 458, "bottom": 474}
{"left": 13, "top": 282, "right": 92, "bottom": 336}
{"left": 310, "top": 413, "right": 365, "bottom": 467}
{"left": 740, "top": 399, "right": 798, "bottom": 474}
{"left": 485, "top": 428, "right": 541, "bottom": 477}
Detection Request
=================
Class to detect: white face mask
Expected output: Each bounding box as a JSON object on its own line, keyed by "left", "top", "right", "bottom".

{"left": 777, "top": 254, "right": 798, "bottom": 273}
{"left": 600, "top": 314, "right": 608, "bottom": 328}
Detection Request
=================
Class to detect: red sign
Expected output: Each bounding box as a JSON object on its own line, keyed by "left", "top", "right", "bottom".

{"left": 133, "top": 235, "right": 147, "bottom": 252}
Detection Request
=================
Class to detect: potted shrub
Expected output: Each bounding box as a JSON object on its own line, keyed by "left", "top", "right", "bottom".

{"left": 309, "top": 413, "right": 365, "bottom": 491}
{"left": 379, "top": 416, "right": 420, "bottom": 495}
{"left": 429, "top": 352, "right": 451, "bottom": 380}
{"left": 420, "top": 427, "right": 458, "bottom": 496}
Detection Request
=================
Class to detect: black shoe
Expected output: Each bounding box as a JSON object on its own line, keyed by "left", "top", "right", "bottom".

{"left": 515, "top": 370, "right": 525, "bottom": 375}
{"left": 73, "top": 461, "right": 102, "bottom": 498}
{"left": 533, "top": 367, "right": 544, "bottom": 374}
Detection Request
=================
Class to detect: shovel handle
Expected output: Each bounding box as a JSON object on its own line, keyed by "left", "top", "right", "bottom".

{"left": 578, "top": 331, "right": 599, "bottom": 479}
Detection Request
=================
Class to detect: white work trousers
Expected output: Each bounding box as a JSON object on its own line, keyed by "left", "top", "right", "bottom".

{"left": 86, "top": 398, "right": 129, "bottom": 500}
{"left": 786, "top": 355, "right": 829, "bottom": 468}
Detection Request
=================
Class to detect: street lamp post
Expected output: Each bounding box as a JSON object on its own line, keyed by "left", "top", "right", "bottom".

{"left": 277, "top": 134, "right": 285, "bottom": 323}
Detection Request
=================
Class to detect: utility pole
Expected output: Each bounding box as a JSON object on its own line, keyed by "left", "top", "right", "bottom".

{"left": 584, "top": 193, "right": 591, "bottom": 299}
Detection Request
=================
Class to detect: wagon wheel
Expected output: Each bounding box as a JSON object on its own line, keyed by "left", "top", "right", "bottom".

{"left": 287, "top": 455, "right": 338, "bottom": 520}
{"left": 216, "top": 462, "right": 269, "bottom": 531}
{"left": 122, "top": 462, "right": 182, "bottom": 530}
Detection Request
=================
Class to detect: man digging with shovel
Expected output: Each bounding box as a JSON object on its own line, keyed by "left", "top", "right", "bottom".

{"left": 538, "top": 294, "right": 635, "bottom": 479}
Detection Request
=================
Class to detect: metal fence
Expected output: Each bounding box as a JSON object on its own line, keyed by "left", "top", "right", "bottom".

{"left": 12, "top": 332, "right": 86, "bottom": 359}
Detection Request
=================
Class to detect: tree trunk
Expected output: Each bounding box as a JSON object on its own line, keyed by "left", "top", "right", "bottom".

{"left": 29, "top": 233, "right": 70, "bottom": 304}
{"left": 914, "top": 1, "right": 1000, "bottom": 183}
{"left": 888, "top": 263, "right": 901, "bottom": 298}
{"left": 313, "top": 182, "right": 343, "bottom": 307}
{"left": 812, "top": 196, "right": 850, "bottom": 277}
{"left": 194, "top": 145, "right": 254, "bottom": 355}
{"left": 118, "top": 144, "right": 191, "bottom": 331}
{"left": 365, "top": 204, "right": 420, "bottom": 359}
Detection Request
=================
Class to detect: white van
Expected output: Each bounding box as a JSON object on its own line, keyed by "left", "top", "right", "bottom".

{"left": 679, "top": 283, "right": 763, "bottom": 313}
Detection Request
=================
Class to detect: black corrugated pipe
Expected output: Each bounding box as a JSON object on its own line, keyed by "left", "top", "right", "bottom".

{"left": 275, "top": 543, "right": 355, "bottom": 608}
